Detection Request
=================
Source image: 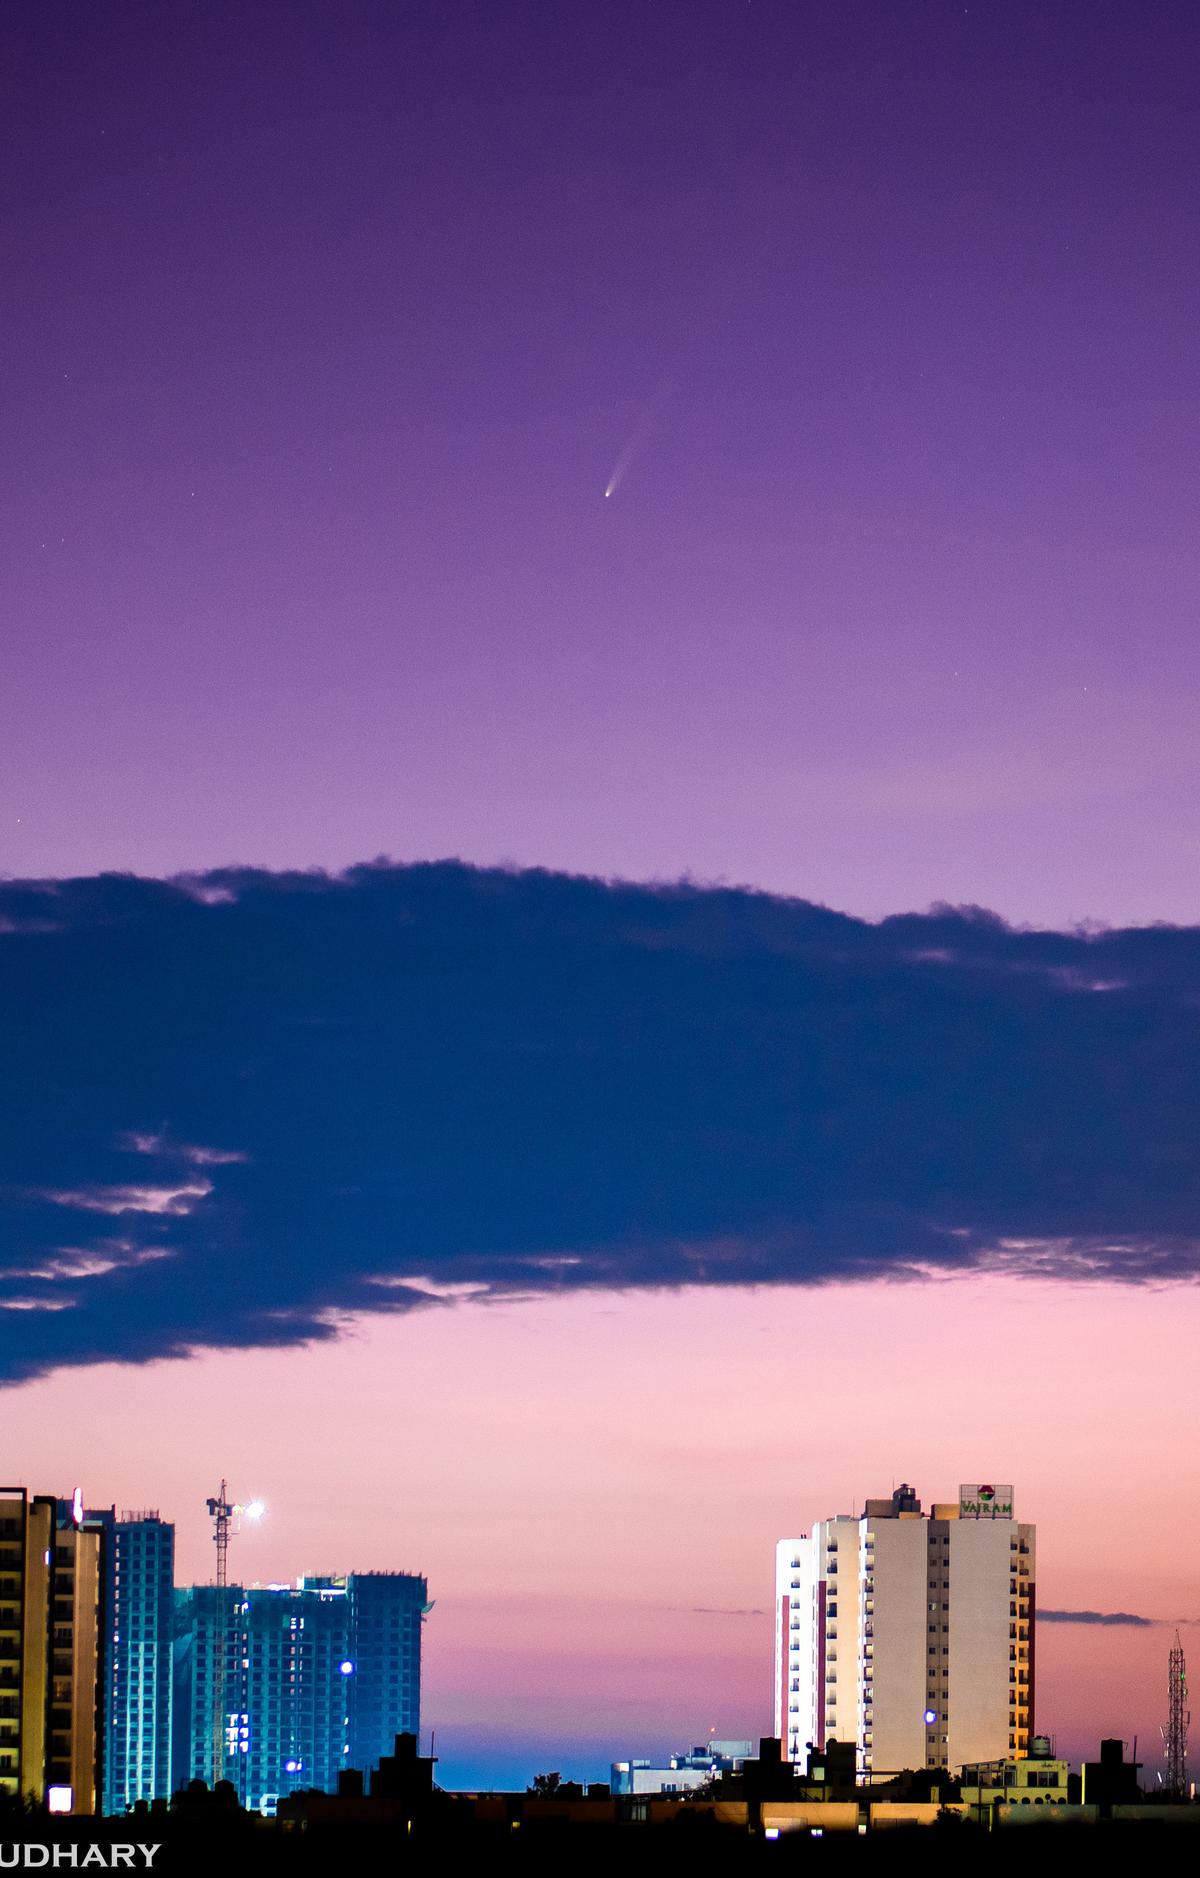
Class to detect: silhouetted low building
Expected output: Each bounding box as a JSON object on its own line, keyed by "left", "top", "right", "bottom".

{"left": 803, "top": 1738, "right": 857, "bottom": 1797}
{"left": 370, "top": 1730, "right": 435, "bottom": 1802}
{"left": 1081, "top": 1738, "right": 1141, "bottom": 1814}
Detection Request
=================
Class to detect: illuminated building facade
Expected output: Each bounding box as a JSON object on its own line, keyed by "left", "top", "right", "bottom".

{"left": 175, "top": 1571, "right": 427, "bottom": 1812}
{"left": 611, "top": 1741, "right": 752, "bottom": 1795}
{"left": 85, "top": 1507, "right": 175, "bottom": 1813}
{"left": 330, "top": 1573, "right": 427, "bottom": 1778}
{"left": 775, "top": 1482, "right": 1035, "bottom": 1776}
{"left": 0, "top": 1488, "right": 102, "bottom": 1813}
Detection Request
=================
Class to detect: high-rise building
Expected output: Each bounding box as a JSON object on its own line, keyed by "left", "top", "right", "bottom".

{"left": 84, "top": 1507, "right": 175, "bottom": 1814}
{"left": 337, "top": 1573, "right": 428, "bottom": 1777}
{"left": 174, "top": 1572, "right": 428, "bottom": 1812}
{"left": 0, "top": 1489, "right": 103, "bottom": 1813}
{"left": 775, "top": 1482, "right": 1034, "bottom": 1777}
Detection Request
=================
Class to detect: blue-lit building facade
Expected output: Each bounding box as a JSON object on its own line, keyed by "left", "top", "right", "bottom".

{"left": 340, "top": 1574, "right": 427, "bottom": 1775}
{"left": 82, "top": 1506, "right": 175, "bottom": 1815}
{"left": 174, "top": 1573, "right": 427, "bottom": 1812}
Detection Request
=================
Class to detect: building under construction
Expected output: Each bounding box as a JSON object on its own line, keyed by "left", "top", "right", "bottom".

{"left": 172, "top": 1569, "right": 429, "bottom": 1813}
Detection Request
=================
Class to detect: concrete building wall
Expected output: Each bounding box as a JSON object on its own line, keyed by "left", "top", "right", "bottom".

{"left": 820, "top": 1518, "right": 860, "bottom": 1752}
{"left": 0, "top": 1491, "right": 53, "bottom": 1804}
{"left": 60, "top": 1525, "right": 101, "bottom": 1815}
{"left": 871, "top": 1801, "right": 965, "bottom": 1827}
{"left": 15, "top": 1495, "right": 52, "bottom": 1802}
{"left": 862, "top": 1514, "right": 928, "bottom": 1776}
{"left": 761, "top": 1800, "right": 860, "bottom": 1833}
{"left": 614, "top": 1764, "right": 711, "bottom": 1795}
{"left": 776, "top": 1536, "right": 814, "bottom": 1759}
{"left": 776, "top": 1518, "right": 861, "bottom": 1762}
{"left": 947, "top": 1517, "right": 1013, "bottom": 1767}
{"left": 0, "top": 1494, "right": 102, "bottom": 1814}
{"left": 1014, "top": 1522, "right": 1035, "bottom": 1749}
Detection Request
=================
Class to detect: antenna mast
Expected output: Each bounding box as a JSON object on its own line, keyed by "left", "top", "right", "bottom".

{"left": 1163, "top": 1629, "right": 1190, "bottom": 1798}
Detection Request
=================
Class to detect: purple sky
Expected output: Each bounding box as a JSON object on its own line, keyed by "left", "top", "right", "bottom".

{"left": 4, "top": 0, "right": 1200, "bottom": 1792}
{"left": 5, "top": 0, "right": 1199, "bottom": 924}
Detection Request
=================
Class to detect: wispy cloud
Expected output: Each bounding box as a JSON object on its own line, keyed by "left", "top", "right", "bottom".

{"left": 1037, "top": 1609, "right": 1155, "bottom": 1627}
{"left": 682, "top": 1607, "right": 767, "bottom": 1619}
{"left": 38, "top": 1183, "right": 211, "bottom": 1217}
{"left": 4, "top": 859, "right": 1200, "bottom": 1382}
{"left": 1041, "top": 1609, "right": 1200, "bottom": 1627}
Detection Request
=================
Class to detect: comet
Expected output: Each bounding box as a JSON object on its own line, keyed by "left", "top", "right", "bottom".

{"left": 603, "top": 400, "right": 665, "bottom": 500}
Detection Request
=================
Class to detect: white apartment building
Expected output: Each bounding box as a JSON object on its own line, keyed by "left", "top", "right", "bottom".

{"left": 775, "top": 1483, "right": 1034, "bottom": 1777}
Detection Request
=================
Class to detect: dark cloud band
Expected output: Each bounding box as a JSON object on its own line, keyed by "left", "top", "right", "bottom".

{"left": 3, "top": 860, "right": 1200, "bottom": 1383}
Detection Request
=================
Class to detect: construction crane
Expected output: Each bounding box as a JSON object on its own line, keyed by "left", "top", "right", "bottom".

{"left": 205, "top": 1483, "right": 264, "bottom": 1790}
{"left": 1161, "top": 1629, "right": 1190, "bottom": 1798}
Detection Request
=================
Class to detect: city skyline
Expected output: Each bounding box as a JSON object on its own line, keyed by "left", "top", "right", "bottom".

{"left": 4, "top": 0, "right": 1200, "bottom": 1802}
{"left": 6, "top": 1379, "right": 1195, "bottom": 1792}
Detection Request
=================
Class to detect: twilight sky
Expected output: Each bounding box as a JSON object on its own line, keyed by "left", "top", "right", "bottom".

{"left": 4, "top": 0, "right": 1200, "bottom": 924}
{"left": 3, "top": 0, "right": 1200, "bottom": 1791}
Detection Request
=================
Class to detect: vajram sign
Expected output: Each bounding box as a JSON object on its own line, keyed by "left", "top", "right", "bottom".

{"left": 958, "top": 1483, "right": 1014, "bottom": 1519}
